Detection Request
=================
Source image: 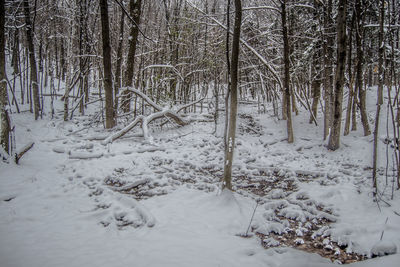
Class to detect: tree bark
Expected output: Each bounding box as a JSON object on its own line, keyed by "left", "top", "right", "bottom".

{"left": 121, "top": 0, "right": 142, "bottom": 113}
{"left": 100, "top": 0, "right": 115, "bottom": 128}
{"left": 281, "top": 0, "right": 294, "bottom": 143}
{"left": 0, "top": 0, "right": 10, "bottom": 154}
{"left": 372, "top": 0, "right": 385, "bottom": 190}
{"left": 323, "top": 0, "right": 334, "bottom": 140}
{"left": 223, "top": 0, "right": 241, "bottom": 191}
{"left": 115, "top": 10, "right": 125, "bottom": 112}
{"left": 355, "top": 0, "right": 370, "bottom": 136}
{"left": 344, "top": 14, "right": 355, "bottom": 136}
{"left": 328, "top": 0, "right": 347, "bottom": 150}
{"left": 309, "top": 0, "right": 322, "bottom": 124}
{"left": 23, "top": 0, "right": 40, "bottom": 120}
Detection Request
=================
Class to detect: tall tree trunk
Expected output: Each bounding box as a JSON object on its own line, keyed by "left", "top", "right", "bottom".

{"left": 0, "top": 0, "right": 10, "bottom": 155}
{"left": 309, "top": 0, "right": 322, "bottom": 124}
{"left": 344, "top": 14, "right": 355, "bottom": 136}
{"left": 115, "top": 10, "right": 125, "bottom": 112}
{"left": 355, "top": 0, "right": 370, "bottom": 136}
{"left": 223, "top": 0, "right": 241, "bottom": 191}
{"left": 121, "top": 0, "right": 142, "bottom": 113}
{"left": 281, "top": 0, "right": 294, "bottom": 143}
{"left": 100, "top": 0, "right": 115, "bottom": 128}
{"left": 323, "top": 0, "right": 334, "bottom": 140}
{"left": 372, "top": 0, "right": 385, "bottom": 190}
{"left": 328, "top": 0, "right": 347, "bottom": 150}
{"left": 23, "top": 0, "right": 40, "bottom": 120}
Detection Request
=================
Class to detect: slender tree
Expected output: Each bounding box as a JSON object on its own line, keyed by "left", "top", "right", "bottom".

{"left": 372, "top": 0, "right": 385, "bottom": 190}
{"left": 328, "top": 0, "right": 347, "bottom": 150}
{"left": 115, "top": 10, "right": 125, "bottom": 112}
{"left": 323, "top": 0, "right": 334, "bottom": 140}
{"left": 100, "top": 0, "right": 115, "bottom": 128}
{"left": 355, "top": 0, "right": 370, "bottom": 136}
{"left": 281, "top": 0, "right": 294, "bottom": 143}
{"left": 223, "top": 0, "right": 242, "bottom": 191}
{"left": 0, "top": 0, "right": 10, "bottom": 155}
{"left": 121, "top": 0, "right": 142, "bottom": 113}
{"left": 23, "top": 0, "right": 40, "bottom": 120}
{"left": 310, "top": 0, "right": 322, "bottom": 125}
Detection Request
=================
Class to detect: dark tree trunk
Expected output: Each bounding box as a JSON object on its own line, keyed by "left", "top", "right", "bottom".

{"left": 328, "top": 0, "right": 347, "bottom": 150}
{"left": 121, "top": 0, "right": 142, "bottom": 113}
{"left": 281, "top": 0, "right": 294, "bottom": 143}
{"left": 23, "top": 0, "right": 40, "bottom": 120}
{"left": 310, "top": 0, "right": 322, "bottom": 124}
{"left": 0, "top": 0, "right": 10, "bottom": 154}
{"left": 100, "top": 0, "right": 115, "bottom": 128}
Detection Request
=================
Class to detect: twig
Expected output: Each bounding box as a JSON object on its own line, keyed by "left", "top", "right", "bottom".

{"left": 113, "top": 0, "right": 155, "bottom": 43}
{"left": 380, "top": 217, "right": 389, "bottom": 241}
{"left": 245, "top": 200, "right": 259, "bottom": 236}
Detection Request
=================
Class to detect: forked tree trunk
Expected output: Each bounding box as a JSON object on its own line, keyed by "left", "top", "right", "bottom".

{"left": 23, "top": 0, "right": 40, "bottom": 120}
{"left": 223, "top": 0, "right": 241, "bottom": 191}
{"left": 100, "top": 0, "right": 115, "bottom": 128}
{"left": 328, "top": 0, "right": 347, "bottom": 150}
{"left": 0, "top": 0, "right": 10, "bottom": 154}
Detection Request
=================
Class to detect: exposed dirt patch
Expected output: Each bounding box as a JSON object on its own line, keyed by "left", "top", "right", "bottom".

{"left": 234, "top": 171, "right": 366, "bottom": 264}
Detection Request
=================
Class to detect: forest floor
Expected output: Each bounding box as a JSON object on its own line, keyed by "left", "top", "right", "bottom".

{"left": 1, "top": 90, "right": 400, "bottom": 267}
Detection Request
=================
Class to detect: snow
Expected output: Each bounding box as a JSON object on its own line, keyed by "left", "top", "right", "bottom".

{"left": 371, "top": 240, "right": 397, "bottom": 257}
{"left": 1, "top": 83, "right": 400, "bottom": 267}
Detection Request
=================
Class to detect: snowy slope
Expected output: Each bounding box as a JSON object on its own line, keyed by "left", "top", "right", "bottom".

{"left": 1, "top": 85, "right": 399, "bottom": 267}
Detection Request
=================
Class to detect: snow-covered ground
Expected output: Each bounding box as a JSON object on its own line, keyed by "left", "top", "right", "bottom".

{"left": 1, "top": 86, "right": 400, "bottom": 267}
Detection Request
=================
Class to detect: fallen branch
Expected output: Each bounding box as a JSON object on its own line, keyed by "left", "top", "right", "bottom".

{"left": 103, "top": 87, "right": 205, "bottom": 144}
{"left": 119, "top": 87, "right": 162, "bottom": 111}
{"left": 15, "top": 142, "right": 34, "bottom": 164}
{"left": 113, "top": 178, "right": 152, "bottom": 192}
{"left": 69, "top": 151, "right": 104, "bottom": 159}
{"left": 102, "top": 109, "right": 188, "bottom": 144}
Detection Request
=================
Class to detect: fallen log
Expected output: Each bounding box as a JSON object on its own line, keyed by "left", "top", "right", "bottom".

{"left": 102, "top": 87, "right": 205, "bottom": 144}
{"left": 102, "top": 109, "right": 188, "bottom": 144}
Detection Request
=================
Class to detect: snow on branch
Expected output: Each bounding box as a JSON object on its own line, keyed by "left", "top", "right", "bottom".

{"left": 103, "top": 90, "right": 207, "bottom": 145}
{"left": 242, "top": 6, "right": 280, "bottom": 13}
{"left": 119, "top": 87, "right": 162, "bottom": 111}
{"left": 186, "top": 0, "right": 283, "bottom": 90}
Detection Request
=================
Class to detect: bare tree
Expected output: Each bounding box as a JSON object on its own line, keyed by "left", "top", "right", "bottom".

{"left": 372, "top": 0, "right": 385, "bottom": 190}
{"left": 328, "top": 0, "right": 347, "bottom": 150}
{"left": 355, "top": 0, "right": 370, "bottom": 136}
{"left": 100, "top": 0, "right": 116, "bottom": 128}
{"left": 323, "top": 0, "right": 334, "bottom": 140}
{"left": 121, "top": 0, "right": 142, "bottom": 113}
{"left": 281, "top": 0, "right": 293, "bottom": 143}
{"left": 223, "top": 0, "right": 242, "bottom": 191}
{"left": 23, "top": 0, "right": 40, "bottom": 120}
{"left": 0, "top": 0, "right": 10, "bottom": 155}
